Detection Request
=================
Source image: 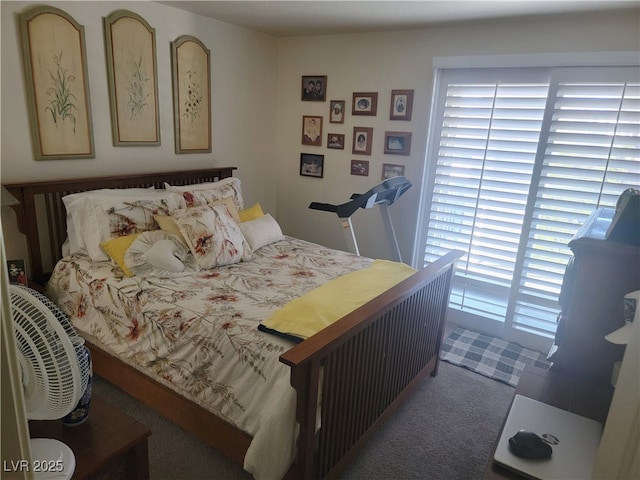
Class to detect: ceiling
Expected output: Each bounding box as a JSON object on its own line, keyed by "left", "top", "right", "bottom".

{"left": 157, "top": 1, "right": 638, "bottom": 37}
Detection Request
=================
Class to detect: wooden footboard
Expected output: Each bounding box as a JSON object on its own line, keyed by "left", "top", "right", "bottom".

{"left": 281, "top": 250, "right": 462, "bottom": 479}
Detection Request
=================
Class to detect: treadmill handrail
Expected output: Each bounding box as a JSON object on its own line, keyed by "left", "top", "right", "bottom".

{"left": 309, "top": 176, "right": 411, "bottom": 219}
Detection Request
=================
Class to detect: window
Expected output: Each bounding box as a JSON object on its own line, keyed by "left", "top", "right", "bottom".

{"left": 417, "top": 66, "right": 639, "bottom": 346}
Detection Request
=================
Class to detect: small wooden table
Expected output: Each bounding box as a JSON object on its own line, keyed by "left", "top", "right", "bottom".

{"left": 29, "top": 396, "right": 151, "bottom": 479}
{"left": 483, "top": 365, "right": 614, "bottom": 479}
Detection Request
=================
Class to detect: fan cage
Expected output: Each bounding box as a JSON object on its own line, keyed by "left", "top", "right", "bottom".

{"left": 10, "top": 286, "right": 90, "bottom": 420}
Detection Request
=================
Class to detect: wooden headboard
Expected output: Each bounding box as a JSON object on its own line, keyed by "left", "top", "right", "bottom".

{"left": 4, "top": 167, "right": 237, "bottom": 284}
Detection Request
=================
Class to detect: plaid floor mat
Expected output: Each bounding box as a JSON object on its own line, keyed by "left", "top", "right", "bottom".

{"left": 440, "top": 327, "right": 551, "bottom": 387}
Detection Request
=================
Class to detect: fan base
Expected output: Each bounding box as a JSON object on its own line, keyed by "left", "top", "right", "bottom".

{"left": 29, "top": 438, "right": 75, "bottom": 479}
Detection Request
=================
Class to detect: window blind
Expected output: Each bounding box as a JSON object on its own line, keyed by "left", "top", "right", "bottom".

{"left": 420, "top": 66, "right": 640, "bottom": 342}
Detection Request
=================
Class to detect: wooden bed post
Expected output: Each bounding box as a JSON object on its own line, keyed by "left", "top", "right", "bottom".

{"left": 287, "top": 359, "right": 322, "bottom": 479}
{"left": 6, "top": 185, "right": 46, "bottom": 282}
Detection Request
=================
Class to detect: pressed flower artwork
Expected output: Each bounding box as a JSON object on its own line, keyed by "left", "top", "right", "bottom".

{"left": 183, "top": 70, "right": 203, "bottom": 122}
{"left": 127, "top": 54, "right": 151, "bottom": 119}
{"left": 19, "top": 5, "right": 94, "bottom": 159}
{"left": 104, "top": 10, "right": 160, "bottom": 146}
{"left": 172, "top": 35, "right": 211, "bottom": 153}
{"left": 45, "top": 52, "right": 78, "bottom": 133}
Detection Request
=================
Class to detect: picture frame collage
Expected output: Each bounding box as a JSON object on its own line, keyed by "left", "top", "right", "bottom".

{"left": 299, "top": 75, "right": 413, "bottom": 180}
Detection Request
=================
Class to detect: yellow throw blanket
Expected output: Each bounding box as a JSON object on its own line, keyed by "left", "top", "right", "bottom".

{"left": 259, "top": 259, "right": 417, "bottom": 341}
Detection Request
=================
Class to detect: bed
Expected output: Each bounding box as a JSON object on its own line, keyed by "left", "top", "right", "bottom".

{"left": 5, "top": 167, "right": 462, "bottom": 479}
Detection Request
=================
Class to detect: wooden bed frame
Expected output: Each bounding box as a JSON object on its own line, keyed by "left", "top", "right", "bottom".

{"left": 5, "top": 167, "right": 462, "bottom": 479}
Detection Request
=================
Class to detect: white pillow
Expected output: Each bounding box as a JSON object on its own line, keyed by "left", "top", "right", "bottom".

{"left": 239, "top": 214, "right": 285, "bottom": 251}
{"left": 124, "top": 231, "right": 198, "bottom": 277}
{"left": 164, "top": 177, "right": 244, "bottom": 211}
{"left": 141, "top": 240, "right": 186, "bottom": 272}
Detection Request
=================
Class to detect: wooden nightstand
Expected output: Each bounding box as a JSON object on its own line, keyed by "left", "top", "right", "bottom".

{"left": 29, "top": 396, "right": 151, "bottom": 480}
{"left": 483, "top": 365, "right": 614, "bottom": 479}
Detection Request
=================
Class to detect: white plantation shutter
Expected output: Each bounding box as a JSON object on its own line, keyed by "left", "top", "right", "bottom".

{"left": 511, "top": 72, "right": 640, "bottom": 338}
{"left": 420, "top": 66, "right": 640, "bottom": 344}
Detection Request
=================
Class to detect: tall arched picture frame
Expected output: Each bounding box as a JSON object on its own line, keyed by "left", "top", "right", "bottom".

{"left": 18, "top": 5, "right": 95, "bottom": 160}
{"left": 103, "top": 10, "right": 160, "bottom": 146}
{"left": 171, "top": 35, "right": 211, "bottom": 154}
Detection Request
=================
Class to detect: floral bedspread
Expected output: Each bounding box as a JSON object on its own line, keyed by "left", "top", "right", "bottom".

{"left": 46, "top": 236, "right": 372, "bottom": 479}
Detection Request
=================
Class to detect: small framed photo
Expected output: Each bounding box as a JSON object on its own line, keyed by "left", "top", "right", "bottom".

{"left": 352, "top": 127, "right": 373, "bottom": 155}
{"left": 329, "top": 100, "right": 345, "bottom": 123}
{"left": 390, "top": 89, "right": 414, "bottom": 120}
{"left": 327, "top": 133, "right": 345, "bottom": 150}
{"left": 300, "top": 153, "right": 324, "bottom": 178}
{"left": 351, "top": 160, "right": 370, "bottom": 177}
{"left": 7, "top": 259, "right": 27, "bottom": 286}
{"left": 302, "top": 115, "right": 323, "bottom": 146}
{"left": 384, "top": 131, "right": 412, "bottom": 155}
{"left": 301, "top": 75, "right": 327, "bottom": 101}
{"left": 352, "top": 92, "right": 378, "bottom": 116}
{"left": 382, "top": 163, "right": 405, "bottom": 180}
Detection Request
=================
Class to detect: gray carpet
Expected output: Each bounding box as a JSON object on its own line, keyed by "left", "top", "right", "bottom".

{"left": 93, "top": 356, "right": 514, "bottom": 479}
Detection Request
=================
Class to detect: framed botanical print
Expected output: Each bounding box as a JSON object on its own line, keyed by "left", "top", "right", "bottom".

{"left": 352, "top": 127, "right": 373, "bottom": 155}
{"left": 104, "top": 10, "right": 160, "bottom": 146}
{"left": 302, "top": 115, "right": 323, "bottom": 146}
{"left": 384, "top": 131, "right": 412, "bottom": 155}
{"left": 171, "top": 35, "right": 211, "bottom": 153}
{"left": 18, "top": 5, "right": 95, "bottom": 160}
{"left": 389, "top": 89, "right": 414, "bottom": 121}
{"left": 352, "top": 92, "right": 378, "bottom": 116}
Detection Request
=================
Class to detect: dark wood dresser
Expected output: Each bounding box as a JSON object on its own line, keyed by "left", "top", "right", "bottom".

{"left": 548, "top": 207, "right": 640, "bottom": 384}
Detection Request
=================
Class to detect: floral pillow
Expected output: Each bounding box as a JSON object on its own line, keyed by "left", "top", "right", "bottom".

{"left": 170, "top": 204, "right": 252, "bottom": 269}
{"left": 165, "top": 177, "right": 244, "bottom": 212}
{"left": 64, "top": 189, "right": 185, "bottom": 262}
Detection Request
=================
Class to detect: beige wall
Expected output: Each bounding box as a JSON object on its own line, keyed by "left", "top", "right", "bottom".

{"left": 1, "top": 1, "right": 279, "bottom": 260}
{"left": 1, "top": 3, "right": 639, "bottom": 263}
{"left": 274, "top": 9, "right": 640, "bottom": 262}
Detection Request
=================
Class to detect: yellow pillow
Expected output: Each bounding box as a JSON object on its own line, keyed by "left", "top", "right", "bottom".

{"left": 100, "top": 233, "right": 142, "bottom": 277}
{"left": 212, "top": 197, "right": 241, "bottom": 223}
{"left": 239, "top": 203, "right": 265, "bottom": 222}
{"left": 154, "top": 214, "right": 186, "bottom": 243}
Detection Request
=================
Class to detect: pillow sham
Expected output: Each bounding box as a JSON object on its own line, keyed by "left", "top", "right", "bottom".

{"left": 124, "top": 230, "right": 198, "bottom": 277}
{"left": 239, "top": 203, "right": 265, "bottom": 222}
{"left": 170, "top": 204, "right": 252, "bottom": 269}
{"left": 100, "top": 233, "right": 143, "bottom": 277}
{"left": 165, "top": 177, "right": 244, "bottom": 212}
{"left": 154, "top": 197, "right": 241, "bottom": 243}
{"left": 239, "top": 214, "right": 284, "bottom": 251}
{"left": 65, "top": 189, "right": 186, "bottom": 262}
{"left": 63, "top": 187, "right": 154, "bottom": 258}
